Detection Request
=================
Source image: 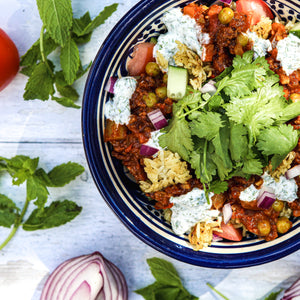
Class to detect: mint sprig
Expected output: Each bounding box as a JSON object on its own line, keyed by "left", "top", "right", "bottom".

{"left": 20, "top": 1, "right": 118, "bottom": 108}
{"left": 135, "top": 257, "right": 198, "bottom": 300}
{"left": 0, "top": 155, "right": 84, "bottom": 250}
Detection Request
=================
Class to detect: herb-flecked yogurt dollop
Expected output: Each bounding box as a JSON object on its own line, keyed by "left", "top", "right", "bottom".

{"left": 247, "top": 30, "right": 272, "bottom": 59}
{"left": 276, "top": 33, "right": 300, "bottom": 76}
{"left": 240, "top": 172, "right": 298, "bottom": 202}
{"left": 104, "top": 77, "right": 137, "bottom": 125}
{"left": 153, "top": 8, "right": 210, "bottom": 70}
{"left": 170, "top": 188, "right": 220, "bottom": 235}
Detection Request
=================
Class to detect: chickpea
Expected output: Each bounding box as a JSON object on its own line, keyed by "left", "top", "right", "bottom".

{"left": 257, "top": 219, "right": 271, "bottom": 236}
{"left": 163, "top": 73, "right": 168, "bottom": 84}
{"left": 272, "top": 200, "right": 284, "bottom": 212}
{"left": 143, "top": 92, "right": 157, "bottom": 107}
{"left": 237, "top": 33, "right": 249, "bottom": 47}
{"left": 290, "top": 93, "right": 300, "bottom": 103}
{"left": 155, "top": 86, "right": 167, "bottom": 99}
{"left": 276, "top": 217, "right": 292, "bottom": 234}
{"left": 218, "top": 7, "right": 234, "bottom": 25}
{"left": 145, "top": 62, "right": 160, "bottom": 77}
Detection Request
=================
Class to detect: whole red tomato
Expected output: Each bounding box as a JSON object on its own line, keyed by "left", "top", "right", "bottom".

{"left": 0, "top": 29, "right": 19, "bottom": 91}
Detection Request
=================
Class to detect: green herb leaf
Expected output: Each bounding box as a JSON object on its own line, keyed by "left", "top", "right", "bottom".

{"left": 23, "top": 62, "right": 54, "bottom": 101}
{"left": 209, "top": 180, "right": 228, "bottom": 194}
{"left": 36, "top": 0, "right": 73, "bottom": 47}
{"left": 0, "top": 194, "right": 19, "bottom": 228}
{"left": 51, "top": 96, "right": 81, "bottom": 108}
{"left": 60, "top": 36, "right": 80, "bottom": 85}
{"left": 26, "top": 175, "right": 49, "bottom": 209}
{"left": 22, "top": 200, "right": 82, "bottom": 231}
{"left": 47, "top": 162, "right": 84, "bottom": 187}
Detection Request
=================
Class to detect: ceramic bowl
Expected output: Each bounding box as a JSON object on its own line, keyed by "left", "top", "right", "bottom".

{"left": 82, "top": 0, "right": 300, "bottom": 268}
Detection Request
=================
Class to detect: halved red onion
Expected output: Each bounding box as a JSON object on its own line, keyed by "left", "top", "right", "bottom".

{"left": 282, "top": 277, "right": 300, "bottom": 300}
{"left": 200, "top": 80, "right": 217, "bottom": 95}
{"left": 222, "top": 203, "right": 232, "bottom": 224}
{"left": 285, "top": 165, "right": 300, "bottom": 179}
{"left": 40, "top": 252, "right": 128, "bottom": 300}
{"left": 105, "top": 77, "right": 118, "bottom": 93}
{"left": 147, "top": 109, "right": 168, "bottom": 130}
{"left": 257, "top": 186, "right": 276, "bottom": 209}
{"left": 140, "top": 144, "right": 159, "bottom": 156}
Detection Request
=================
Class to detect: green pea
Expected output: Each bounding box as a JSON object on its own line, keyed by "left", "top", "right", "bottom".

{"left": 155, "top": 86, "right": 167, "bottom": 99}
{"left": 218, "top": 7, "right": 234, "bottom": 25}
{"left": 145, "top": 62, "right": 160, "bottom": 77}
{"left": 143, "top": 92, "right": 157, "bottom": 107}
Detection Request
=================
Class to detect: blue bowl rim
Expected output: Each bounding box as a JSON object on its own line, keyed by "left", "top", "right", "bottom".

{"left": 82, "top": 0, "right": 300, "bottom": 268}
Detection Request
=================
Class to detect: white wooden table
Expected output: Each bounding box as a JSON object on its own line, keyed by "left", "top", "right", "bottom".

{"left": 0, "top": 0, "right": 299, "bottom": 299}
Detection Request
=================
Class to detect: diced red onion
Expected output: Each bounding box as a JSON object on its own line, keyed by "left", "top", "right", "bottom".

{"left": 140, "top": 144, "right": 159, "bottom": 156}
{"left": 285, "top": 165, "right": 300, "bottom": 179}
{"left": 257, "top": 186, "right": 276, "bottom": 209}
{"left": 222, "top": 203, "right": 232, "bottom": 224}
{"left": 219, "top": 0, "right": 232, "bottom": 4}
{"left": 105, "top": 77, "right": 118, "bottom": 93}
{"left": 212, "top": 233, "right": 223, "bottom": 242}
{"left": 147, "top": 109, "right": 168, "bottom": 130}
{"left": 282, "top": 277, "right": 300, "bottom": 300}
{"left": 40, "top": 252, "right": 128, "bottom": 300}
{"left": 200, "top": 80, "right": 217, "bottom": 95}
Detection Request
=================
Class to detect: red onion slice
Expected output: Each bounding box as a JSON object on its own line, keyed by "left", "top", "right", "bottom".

{"left": 105, "top": 77, "right": 118, "bottom": 94}
{"left": 222, "top": 203, "right": 232, "bottom": 224}
{"left": 282, "top": 277, "right": 300, "bottom": 300}
{"left": 40, "top": 252, "right": 128, "bottom": 300}
{"left": 140, "top": 144, "right": 159, "bottom": 156}
{"left": 147, "top": 109, "right": 168, "bottom": 130}
{"left": 200, "top": 80, "right": 217, "bottom": 95}
{"left": 257, "top": 186, "right": 276, "bottom": 209}
{"left": 285, "top": 165, "right": 300, "bottom": 179}
{"left": 212, "top": 233, "right": 223, "bottom": 242}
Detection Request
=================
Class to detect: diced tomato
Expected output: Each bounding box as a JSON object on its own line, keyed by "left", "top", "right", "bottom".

{"left": 127, "top": 42, "right": 155, "bottom": 76}
{"left": 236, "top": 0, "right": 274, "bottom": 26}
{"left": 207, "top": 4, "right": 222, "bottom": 17}
{"left": 214, "top": 222, "right": 243, "bottom": 241}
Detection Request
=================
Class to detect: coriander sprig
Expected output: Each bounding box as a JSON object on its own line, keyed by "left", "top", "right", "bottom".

{"left": 0, "top": 155, "right": 84, "bottom": 250}
{"left": 20, "top": 0, "right": 118, "bottom": 108}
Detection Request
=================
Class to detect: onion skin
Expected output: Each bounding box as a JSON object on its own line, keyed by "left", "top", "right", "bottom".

{"left": 40, "top": 252, "right": 128, "bottom": 300}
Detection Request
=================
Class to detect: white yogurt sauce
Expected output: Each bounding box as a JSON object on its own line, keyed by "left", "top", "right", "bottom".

{"left": 144, "top": 130, "right": 165, "bottom": 151}
{"left": 247, "top": 30, "right": 272, "bottom": 59}
{"left": 277, "top": 33, "right": 300, "bottom": 76}
{"left": 153, "top": 8, "right": 209, "bottom": 70}
{"left": 170, "top": 188, "right": 220, "bottom": 235}
{"left": 240, "top": 172, "right": 298, "bottom": 203}
{"left": 104, "top": 77, "right": 137, "bottom": 125}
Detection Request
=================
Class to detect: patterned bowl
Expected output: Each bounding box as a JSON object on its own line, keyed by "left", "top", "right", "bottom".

{"left": 82, "top": 0, "right": 300, "bottom": 268}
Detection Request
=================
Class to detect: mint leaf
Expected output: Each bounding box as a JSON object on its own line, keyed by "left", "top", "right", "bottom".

{"left": 147, "top": 257, "right": 182, "bottom": 287}
{"left": 257, "top": 124, "right": 299, "bottom": 156}
{"left": 48, "top": 162, "right": 84, "bottom": 187}
{"left": 22, "top": 200, "right": 82, "bottom": 231}
{"left": 74, "top": 4, "right": 119, "bottom": 36}
{"left": 0, "top": 194, "right": 19, "bottom": 228}
{"left": 23, "top": 62, "right": 54, "bottom": 101}
{"left": 72, "top": 12, "right": 92, "bottom": 36}
{"left": 36, "top": 0, "right": 73, "bottom": 47}
{"left": 60, "top": 37, "right": 80, "bottom": 85}
{"left": 26, "top": 175, "right": 49, "bottom": 209}
{"left": 51, "top": 96, "right": 81, "bottom": 108}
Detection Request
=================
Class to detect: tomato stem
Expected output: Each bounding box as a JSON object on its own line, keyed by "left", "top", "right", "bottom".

{"left": 39, "top": 26, "right": 54, "bottom": 76}
{"left": 0, "top": 197, "right": 30, "bottom": 250}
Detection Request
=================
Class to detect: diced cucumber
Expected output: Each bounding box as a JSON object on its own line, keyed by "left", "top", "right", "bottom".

{"left": 167, "top": 65, "right": 188, "bottom": 100}
{"left": 290, "top": 22, "right": 300, "bottom": 39}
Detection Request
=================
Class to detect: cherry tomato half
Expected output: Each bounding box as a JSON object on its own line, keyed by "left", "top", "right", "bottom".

{"left": 0, "top": 29, "right": 19, "bottom": 91}
{"left": 236, "top": 0, "right": 274, "bottom": 26}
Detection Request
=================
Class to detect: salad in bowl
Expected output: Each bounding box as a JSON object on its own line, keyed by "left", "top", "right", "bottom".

{"left": 82, "top": 0, "right": 300, "bottom": 267}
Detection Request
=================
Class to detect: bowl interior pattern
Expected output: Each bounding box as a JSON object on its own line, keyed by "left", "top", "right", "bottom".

{"left": 82, "top": 0, "right": 300, "bottom": 268}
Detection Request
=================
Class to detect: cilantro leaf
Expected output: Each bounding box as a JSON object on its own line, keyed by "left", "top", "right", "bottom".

{"left": 22, "top": 200, "right": 82, "bottom": 231}
{"left": 229, "top": 123, "right": 248, "bottom": 162}
{"left": 159, "top": 107, "right": 193, "bottom": 161}
{"left": 36, "top": 0, "right": 73, "bottom": 47}
{"left": 276, "top": 101, "right": 300, "bottom": 124}
{"left": 209, "top": 180, "right": 228, "bottom": 194}
{"left": 257, "top": 124, "right": 299, "bottom": 156}
{"left": 60, "top": 36, "right": 80, "bottom": 85}
{"left": 0, "top": 194, "right": 20, "bottom": 228}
